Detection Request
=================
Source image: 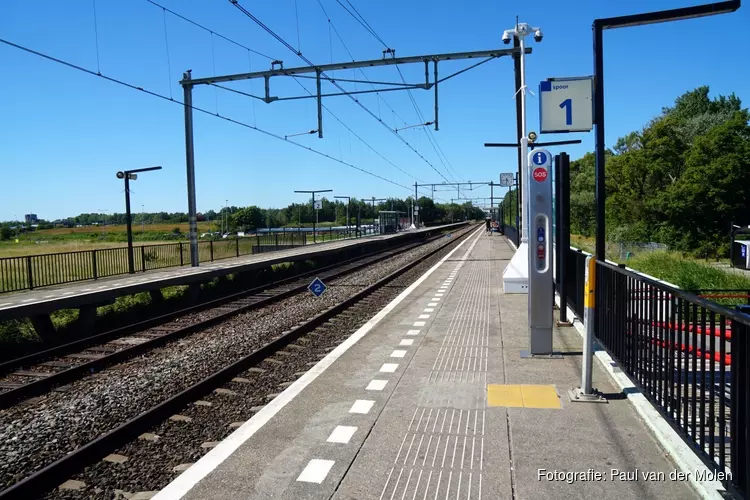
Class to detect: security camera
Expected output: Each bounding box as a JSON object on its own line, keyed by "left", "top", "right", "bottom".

{"left": 116, "top": 171, "right": 125, "bottom": 179}
{"left": 502, "top": 32, "right": 511, "bottom": 45}
{"left": 534, "top": 29, "right": 543, "bottom": 42}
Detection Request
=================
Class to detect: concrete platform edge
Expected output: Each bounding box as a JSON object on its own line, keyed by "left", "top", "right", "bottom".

{"left": 554, "top": 293, "right": 726, "bottom": 500}
{"left": 152, "top": 227, "right": 482, "bottom": 500}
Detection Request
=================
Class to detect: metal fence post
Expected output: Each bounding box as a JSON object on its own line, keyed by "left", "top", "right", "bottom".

{"left": 209, "top": 240, "right": 214, "bottom": 261}
{"left": 731, "top": 317, "right": 750, "bottom": 497}
{"left": 180, "top": 242, "right": 184, "bottom": 266}
{"left": 141, "top": 246, "right": 146, "bottom": 272}
{"left": 555, "top": 154, "right": 562, "bottom": 290}
{"left": 236, "top": 237, "right": 240, "bottom": 257}
{"left": 569, "top": 256, "right": 606, "bottom": 403}
{"left": 559, "top": 153, "right": 571, "bottom": 325}
{"left": 275, "top": 233, "right": 279, "bottom": 250}
{"left": 92, "top": 250, "right": 98, "bottom": 280}
{"left": 26, "top": 256, "right": 33, "bottom": 290}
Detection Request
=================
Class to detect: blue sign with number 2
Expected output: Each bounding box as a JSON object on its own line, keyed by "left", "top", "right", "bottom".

{"left": 308, "top": 277, "right": 327, "bottom": 297}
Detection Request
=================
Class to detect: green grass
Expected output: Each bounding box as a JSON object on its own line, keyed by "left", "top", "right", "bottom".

{"left": 0, "top": 257, "right": 322, "bottom": 359}
{"left": 626, "top": 251, "right": 750, "bottom": 290}
{"left": 0, "top": 284, "right": 192, "bottom": 357}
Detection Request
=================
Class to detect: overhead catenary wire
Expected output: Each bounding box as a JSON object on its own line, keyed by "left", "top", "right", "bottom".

{"left": 0, "top": 37, "right": 413, "bottom": 192}
{"left": 162, "top": 7, "right": 174, "bottom": 99}
{"left": 91, "top": 0, "right": 101, "bottom": 74}
{"left": 213, "top": 80, "right": 426, "bottom": 183}
{"left": 333, "top": 0, "right": 462, "bottom": 185}
{"left": 144, "top": 0, "right": 423, "bottom": 187}
{"left": 229, "top": 0, "right": 451, "bottom": 183}
{"left": 144, "top": 0, "right": 275, "bottom": 60}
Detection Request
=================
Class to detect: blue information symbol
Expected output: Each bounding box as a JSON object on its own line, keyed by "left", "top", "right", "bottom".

{"left": 308, "top": 277, "right": 327, "bottom": 297}
{"left": 532, "top": 151, "right": 548, "bottom": 166}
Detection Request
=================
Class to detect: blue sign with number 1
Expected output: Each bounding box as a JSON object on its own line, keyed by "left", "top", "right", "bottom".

{"left": 308, "top": 277, "right": 327, "bottom": 297}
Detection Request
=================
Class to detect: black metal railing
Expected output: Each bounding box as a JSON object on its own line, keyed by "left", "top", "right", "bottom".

{"left": 596, "top": 260, "right": 750, "bottom": 495}
{"left": 566, "top": 248, "right": 588, "bottom": 319}
{"left": 0, "top": 228, "right": 380, "bottom": 293}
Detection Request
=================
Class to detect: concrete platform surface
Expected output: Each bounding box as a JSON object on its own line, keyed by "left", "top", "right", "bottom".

{"left": 155, "top": 228, "right": 698, "bottom": 500}
{"left": 0, "top": 224, "right": 461, "bottom": 319}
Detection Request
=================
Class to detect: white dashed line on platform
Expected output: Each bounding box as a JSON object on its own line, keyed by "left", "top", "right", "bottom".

{"left": 390, "top": 350, "right": 407, "bottom": 358}
{"left": 424, "top": 308, "right": 434, "bottom": 313}
{"left": 21, "top": 299, "right": 35, "bottom": 303}
{"left": 349, "top": 400, "right": 375, "bottom": 414}
{"left": 327, "top": 426, "right": 358, "bottom": 444}
{"left": 413, "top": 321, "right": 426, "bottom": 327}
{"left": 380, "top": 363, "right": 399, "bottom": 373}
{"left": 297, "top": 459, "right": 335, "bottom": 483}
{"left": 407, "top": 330, "right": 420, "bottom": 336}
{"left": 428, "top": 303, "right": 438, "bottom": 307}
{"left": 0, "top": 303, "right": 10, "bottom": 307}
{"left": 418, "top": 314, "right": 430, "bottom": 319}
{"left": 432, "top": 297, "right": 441, "bottom": 301}
{"left": 400, "top": 339, "right": 414, "bottom": 346}
{"left": 366, "top": 380, "right": 388, "bottom": 391}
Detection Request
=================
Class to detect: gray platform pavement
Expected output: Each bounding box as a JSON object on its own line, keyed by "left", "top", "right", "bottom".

{"left": 0, "top": 225, "right": 459, "bottom": 320}
{"left": 156, "top": 228, "right": 698, "bottom": 500}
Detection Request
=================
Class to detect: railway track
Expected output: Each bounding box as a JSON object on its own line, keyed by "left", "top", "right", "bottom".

{"left": 0, "top": 225, "right": 477, "bottom": 499}
{"left": 0, "top": 234, "right": 445, "bottom": 409}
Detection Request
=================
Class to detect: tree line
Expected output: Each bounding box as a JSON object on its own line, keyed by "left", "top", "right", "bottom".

{"left": 0, "top": 198, "right": 486, "bottom": 239}
{"left": 569, "top": 87, "right": 749, "bottom": 256}
{"left": 496, "top": 87, "right": 748, "bottom": 257}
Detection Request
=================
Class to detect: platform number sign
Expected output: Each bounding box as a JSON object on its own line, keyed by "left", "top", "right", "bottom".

{"left": 539, "top": 77, "right": 593, "bottom": 133}
{"left": 308, "top": 277, "right": 327, "bottom": 297}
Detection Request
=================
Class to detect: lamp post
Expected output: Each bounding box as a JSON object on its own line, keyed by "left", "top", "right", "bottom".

{"left": 294, "top": 189, "right": 332, "bottom": 243}
{"left": 501, "top": 21, "right": 543, "bottom": 252}
{"left": 334, "top": 196, "right": 351, "bottom": 236}
{"left": 116, "top": 166, "right": 162, "bottom": 273}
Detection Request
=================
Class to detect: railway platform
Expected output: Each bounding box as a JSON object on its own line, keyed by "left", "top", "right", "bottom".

{"left": 0, "top": 224, "right": 463, "bottom": 330}
{"left": 154, "top": 229, "right": 699, "bottom": 500}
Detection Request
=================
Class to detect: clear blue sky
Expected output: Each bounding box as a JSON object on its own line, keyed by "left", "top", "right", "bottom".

{"left": 1, "top": 0, "right": 748, "bottom": 221}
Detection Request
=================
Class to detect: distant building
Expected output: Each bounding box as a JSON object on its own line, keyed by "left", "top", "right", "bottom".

{"left": 25, "top": 214, "right": 38, "bottom": 224}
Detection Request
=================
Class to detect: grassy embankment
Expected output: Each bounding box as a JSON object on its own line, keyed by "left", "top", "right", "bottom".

{"left": 0, "top": 260, "right": 310, "bottom": 359}
{"left": 569, "top": 234, "right": 750, "bottom": 306}
{"left": 0, "top": 222, "right": 219, "bottom": 257}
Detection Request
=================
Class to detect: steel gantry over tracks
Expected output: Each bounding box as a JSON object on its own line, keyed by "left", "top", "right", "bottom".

{"left": 179, "top": 47, "right": 529, "bottom": 266}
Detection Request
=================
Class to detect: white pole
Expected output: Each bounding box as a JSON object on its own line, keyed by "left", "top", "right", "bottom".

{"left": 519, "top": 33, "right": 529, "bottom": 245}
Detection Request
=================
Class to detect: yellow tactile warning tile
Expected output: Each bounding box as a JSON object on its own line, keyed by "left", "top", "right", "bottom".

{"left": 487, "top": 384, "right": 523, "bottom": 407}
{"left": 487, "top": 384, "right": 560, "bottom": 409}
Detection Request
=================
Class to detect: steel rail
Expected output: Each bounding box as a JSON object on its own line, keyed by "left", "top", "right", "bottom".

{"left": 0, "top": 230, "right": 457, "bottom": 408}
{"left": 0, "top": 236, "right": 427, "bottom": 375}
